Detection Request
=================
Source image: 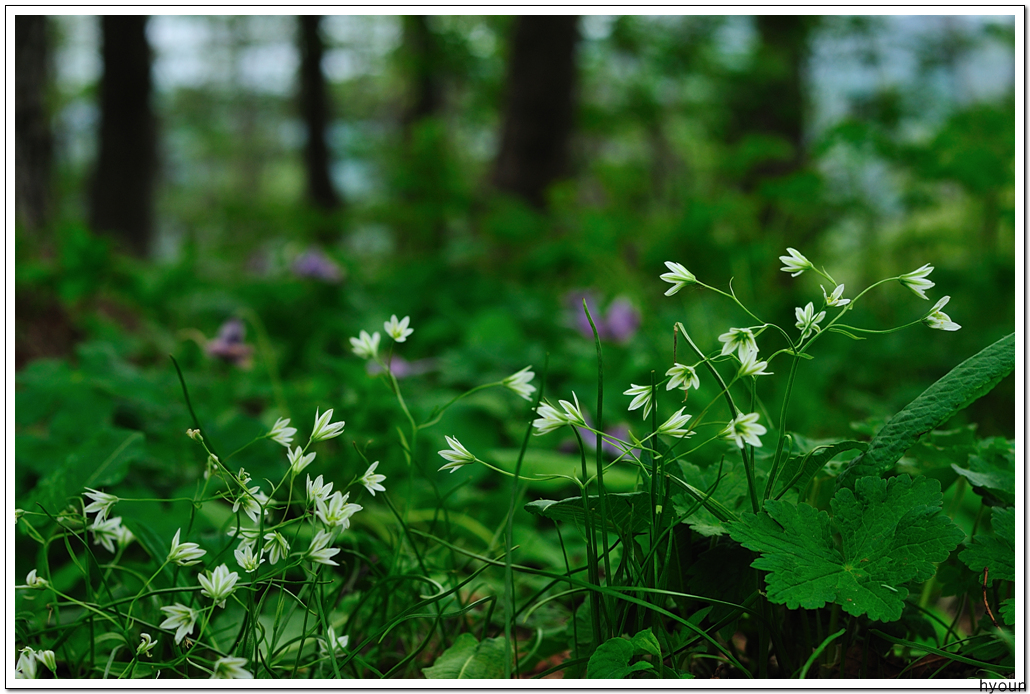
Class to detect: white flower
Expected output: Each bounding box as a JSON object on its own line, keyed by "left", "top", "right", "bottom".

{"left": 665, "top": 363, "right": 700, "bottom": 392}
{"left": 899, "top": 263, "right": 935, "bottom": 300}
{"left": 795, "top": 302, "right": 826, "bottom": 341}
{"left": 306, "top": 474, "right": 334, "bottom": 505}
{"left": 384, "top": 314, "right": 413, "bottom": 342}
{"left": 263, "top": 531, "right": 290, "bottom": 565}
{"left": 532, "top": 393, "right": 586, "bottom": 435}
{"left": 737, "top": 350, "right": 773, "bottom": 378}
{"left": 316, "top": 491, "right": 362, "bottom": 531}
{"left": 721, "top": 412, "right": 767, "bottom": 449}
{"left": 186, "top": 428, "right": 203, "bottom": 441}
{"left": 657, "top": 408, "right": 694, "bottom": 438}
{"left": 502, "top": 366, "right": 536, "bottom": 401}
{"left": 319, "top": 625, "right": 350, "bottom": 654}
{"left": 438, "top": 436, "right": 477, "bottom": 472}
{"left": 718, "top": 327, "right": 758, "bottom": 360}
{"left": 35, "top": 649, "right": 56, "bottom": 673}
{"left": 159, "top": 603, "right": 199, "bottom": 645}
{"left": 821, "top": 283, "right": 850, "bottom": 307}
{"left": 83, "top": 488, "right": 119, "bottom": 524}
{"left": 167, "top": 528, "right": 206, "bottom": 566}
{"left": 210, "top": 656, "right": 253, "bottom": 679}
{"left": 307, "top": 529, "right": 341, "bottom": 566}
{"left": 287, "top": 446, "right": 317, "bottom": 476}
{"left": 267, "top": 417, "right": 296, "bottom": 447}
{"left": 624, "top": 384, "right": 654, "bottom": 420}
{"left": 198, "top": 563, "right": 239, "bottom": 609}
{"left": 660, "top": 261, "right": 697, "bottom": 296}
{"left": 15, "top": 647, "right": 37, "bottom": 679}
{"left": 924, "top": 295, "right": 961, "bottom": 331}
{"left": 91, "top": 516, "right": 129, "bottom": 554}
{"left": 114, "top": 521, "right": 134, "bottom": 550}
{"left": 233, "top": 486, "right": 269, "bottom": 524}
{"left": 137, "top": 633, "right": 157, "bottom": 658}
{"left": 310, "top": 408, "right": 345, "bottom": 442}
{"left": 779, "top": 247, "right": 814, "bottom": 277}
{"left": 531, "top": 402, "right": 567, "bottom": 436}
{"left": 359, "top": 461, "right": 387, "bottom": 495}
{"left": 24, "top": 570, "right": 48, "bottom": 589}
{"left": 349, "top": 330, "right": 381, "bottom": 359}
{"left": 234, "top": 541, "right": 265, "bottom": 573}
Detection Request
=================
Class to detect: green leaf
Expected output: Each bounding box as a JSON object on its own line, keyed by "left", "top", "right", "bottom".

{"left": 728, "top": 475, "right": 964, "bottom": 622}
{"left": 629, "top": 628, "right": 661, "bottom": 658}
{"left": 951, "top": 438, "right": 1015, "bottom": 505}
{"left": 28, "top": 429, "right": 144, "bottom": 513}
{"left": 586, "top": 634, "right": 654, "bottom": 679}
{"left": 775, "top": 440, "right": 867, "bottom": 498}
{"left": 837, "top": 333, "right": 1014, "bottom": 488}
{"left": 671, "top": 460, "right": 750, "bottom": 536}
{"left": 525, "top": 492, "right": 662, "bottom": 535}
{"left": 1000, "top": 598, "right": 1015, "bottom": 627}
{"left": 959, "top": 506, "right": 1015, "bottom": 582}
{"left": 422, "top": 633, "right": 508, "bottom": 679}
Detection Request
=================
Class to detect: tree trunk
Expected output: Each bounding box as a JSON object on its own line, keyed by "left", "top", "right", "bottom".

{"left": 492, "top": 15, "right": 580, "bottom": 208}
{"left": 90, "top": 15, "right": 157, "bottom": 257}
{"left": 725, "top": 15, "right": 815, "bottom": 187}
{"left": 400, "top": 15, "right": 442, "bottom": 132}
{"left": 298, "top": 15, "right": 341, "bottom": 211}
{"left": 15, "top": 15, "right": 53, "bottom": 234}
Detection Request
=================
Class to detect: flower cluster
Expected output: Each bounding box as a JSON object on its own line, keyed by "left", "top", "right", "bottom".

{"left": 81, "top": 488, "right": 133, "bottom": 554}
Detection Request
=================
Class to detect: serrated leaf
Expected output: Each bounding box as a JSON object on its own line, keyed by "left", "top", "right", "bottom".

{"left": 951, "top": 438, "right": 1015, "bottom": 505}
{"left": 959, "top": 506, "right": 1014, "bottom": 582}
{"left": 586, "top": 635, "right": 654, "bottom": 679}
{"left": 837, "top": 333, "right": 1014, "bottom": 488}
{"left": 728, "top": 475, "right": 964, "bottom": 622}
{"left": 525, "top": 492, "right": 661, "bottom": 535}
{"left": 1000, "top": 598, "right": 1015, "bottom": 626}
{"left": 422, "top": 633, "right": 507, "bottom": 679}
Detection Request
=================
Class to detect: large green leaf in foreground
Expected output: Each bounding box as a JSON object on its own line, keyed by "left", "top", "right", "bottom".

{"left": 729, "top": 475, "right": 964, "bottom": 622}
{"left": 837, "top": 333, "right": 1014, "bottom": 489}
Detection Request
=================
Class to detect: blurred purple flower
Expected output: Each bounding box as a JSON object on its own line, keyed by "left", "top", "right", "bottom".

{"left": 206, "top": 318, "right": 254, "bottom": 369}
{"left": 565, "top": 291, "right": 640, "bottom": 343}
{"left": 292, "top": 248, "right": 343, "bottom": 283}
{"left": 604, "top": 298, "right": 640, "bottom": 344}
{"left": 366, "top": 356, "right": 437, "bottom": 379}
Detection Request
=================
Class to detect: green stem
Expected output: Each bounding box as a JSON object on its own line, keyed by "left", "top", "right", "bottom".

{"left": 583, "top": 301, "right": 613, "bottom": 632}
{"left": 763, "top": 353, "right": 801, "bottom": 501}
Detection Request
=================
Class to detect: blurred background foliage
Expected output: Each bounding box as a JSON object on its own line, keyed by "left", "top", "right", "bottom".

{"left": 14, "top": 13, "right": 1016, "bottom": 524}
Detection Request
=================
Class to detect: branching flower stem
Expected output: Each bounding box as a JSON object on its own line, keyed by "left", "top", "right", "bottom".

{"left": 676, "top": 323, "right": 759, "bottom": 513}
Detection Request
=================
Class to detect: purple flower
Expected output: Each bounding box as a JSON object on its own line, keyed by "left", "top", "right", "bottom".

{"left": 366, "top": 356, "right": 437, "bottom": 379}
{"left": 603, "top": 298, "right": 640, "bottom": 344}
{"left": 206, "top": 318, "right": 254, "bottom": 368}
{"left": 565, "top": 291, "right": 640, "bottom": 343}
{"left": 292, "top": 248, "right": 343, "bottom": 283}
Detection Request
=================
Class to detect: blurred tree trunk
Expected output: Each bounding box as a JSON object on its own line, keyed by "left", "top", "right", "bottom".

{"left": 492, "top": 15, "right": 580, "bottom": 208}
{"left": 15, "top": 15, "right": 53, "bottom": 235}
{"left": 400, "top": 15, "right": 442, "bottom": 133}
{"left": 90, "top": 15, "right": 156, "bottom": 257}
{"left": 727, "top": 15, "right": 816, "bottom": 187}
{"left": 298, "top": 15, "right": 341, "bottom": 211}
